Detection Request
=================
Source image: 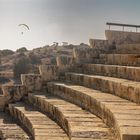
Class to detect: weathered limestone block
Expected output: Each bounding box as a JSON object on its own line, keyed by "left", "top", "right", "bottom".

{"left": 2, "top": 85, "right": 26, "bottom": 103}
{"left": 39, "top": 65, "right": 58, "bottom": 81}
{"left": 89, "top": 39, "right": 115, "bottom": 51}
{"left": 105, "top": 30, "right": 140, "bottom": 44}
{"left": 73, "top": 47, "right": 99, "bottom": 63}
{"left": 57, "top": 55, "right": 73, "bottom": 67}
{"left": 0, "top": 95, "right": 6, "bottom": 111}
{"left": 132, "top": 68, "right": 140, "bottom": 81}
{"left": 21, "top": 74, "right": 42, "bottom": 92}
{"left": 28, "top": 93, "right": 70, "bottom": 136}
{"left": 116, "top": 43, "right": 140, "bottom": 54}
{"left": 56, "top": 55, "right": 74, "bottom": 72}
{"left": 83, "top": 64, "right": 115, "bottom": 76}
{"left": 81, "top": 64, "right": 140, "bottom": 81}
{"left": 101, "top": 54, "right": 140, "bottom": 66}
{"left": 65, "top": 73, "right": 140, "bottom": 104}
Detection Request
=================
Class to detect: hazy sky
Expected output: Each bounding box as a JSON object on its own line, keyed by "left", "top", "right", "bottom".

{"left": 0, "top": 0, "right": 140, "bottom": 50}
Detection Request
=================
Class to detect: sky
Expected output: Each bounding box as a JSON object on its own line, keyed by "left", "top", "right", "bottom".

{"left": 0, "top": 0, "right": 140, "bottom": 50}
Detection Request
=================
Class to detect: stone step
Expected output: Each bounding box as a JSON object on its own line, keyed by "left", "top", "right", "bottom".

{"left": 105, "top": 30, "right": 140, "bottom": 45}
{"left": 100, "top": 54, "right": 140, "bottom": 66}
{"left": 47, "top": 81, "right": 140, "bottom": 140}
{"left": 0, "top": 112, "right": 32, "bottom": 140}
{"left": 92, "top": 58, "right": 106, "bottom": 64}
{"left": 80, "top": 64, "right": 140, "bottom": 81}
{"left": 65, "top": 72, "right": 140, "bottom": 104}
{"left": 116, "top": 43, "right": 140, "bottom": 54}
{"left": 28, "top": 92, "right": 114, "bottom": 139}
{"left": 8, "top": 102, "right": 68, "bottom": 140}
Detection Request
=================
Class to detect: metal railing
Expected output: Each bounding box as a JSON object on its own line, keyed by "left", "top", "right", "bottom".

{"left": 106, "top": 22, "right": 140, "bottom": 32}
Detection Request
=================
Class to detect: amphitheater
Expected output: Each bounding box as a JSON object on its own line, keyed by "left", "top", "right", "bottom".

{"left": 1, "top": 28, "right": 140, "bottom": 140}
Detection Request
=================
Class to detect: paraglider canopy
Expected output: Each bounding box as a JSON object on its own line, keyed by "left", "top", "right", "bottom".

{"left": 18, "top": 24, "right": 30, "bottom": 30}
{"left": 18, "top": 24, "right": 30, "bottom": 35}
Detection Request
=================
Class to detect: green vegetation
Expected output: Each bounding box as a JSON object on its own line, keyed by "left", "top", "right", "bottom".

{"left": 13, "top": 54, "right": 30, "bottom": 78}
{"left": 16, "top": 47, "right": 28, "bottom": 53}
{"left": 0, "top": 49, "right": 14, "bottom": 56}
{"left": 13, "top": 52, "right": 41, "bottom": 78}
{"left": 28, "top": 52, "right": 41, "bottom": 64}
{"left": 51, "top": 57, "right": 57, "bottom": 65}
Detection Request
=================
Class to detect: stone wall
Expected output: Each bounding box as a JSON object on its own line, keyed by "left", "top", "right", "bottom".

{"left": 116, "top": 43, "right": 140, "bottom": 54}
{"left": 39, "top": 65, "right": 58, "bottom": 82}
{"left": 89, "top": 39, "right": 109, "bottom": 49}
{"left": 73, "top": 47, "right": 99, "bottom": 63}
{"left": 105, "top": 30, "right": 140, "bottom": 44}
{"left": 101, "top": 54, "right": 140, "bottom": 66}
{"left": 2, "top": 85, "right": 26, "bottom": 103}
{"left": 21, "top": 74, "right": 42, "bottom": 92}
{"left": 56, "top": 56, "right": 74, "bottom": 71}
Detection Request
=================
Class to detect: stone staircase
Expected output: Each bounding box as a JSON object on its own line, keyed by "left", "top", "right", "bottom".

{"left": 0, "top": 30, "right": 140, "bottom": 140}
{"left": 9, "top": 102, "right": 68, "bottom": 140}
{"left": 0, "top": 112, "right": 32, "bottom": 140}
{"left": 28, "top": 92, "right": 114, "bottom": 139}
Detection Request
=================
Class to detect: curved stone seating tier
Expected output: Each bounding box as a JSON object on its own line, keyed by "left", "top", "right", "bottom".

{"left": 116, "top": 44, "right": 140, "bottom": 54}
{"left": 47, "top": 82, "right": 140, "bottom": 140}
{"left": 79, "top": 64, "right": 140, "bottom": 81}
{"left": 0, "top": 112, "right": 31, "bottom": 139}
{"left": 27, "top": 92, "right": 114, "bottom": 139}
{"left": 8, "top": 102, "right": 68, "bottom": 140}
{"left": 1, "top": 30, "right": 140, "bottom": 140}
{"left": 100, "top": 54, "right": 140, "bottom": 66}
{"left": 65, "top": 72, "right": 140, "bottom": 104}
{"left": 105, "top": 30, "right": 140, "bottom": 45}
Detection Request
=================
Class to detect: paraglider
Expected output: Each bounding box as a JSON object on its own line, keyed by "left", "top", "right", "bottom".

{"left": 18, "top": 24, "right": 30, "bottom": 35}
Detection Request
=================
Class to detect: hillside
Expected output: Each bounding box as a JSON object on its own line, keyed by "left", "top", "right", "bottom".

{"left": 0, "top": 43, "right": 89, "bottom": 81}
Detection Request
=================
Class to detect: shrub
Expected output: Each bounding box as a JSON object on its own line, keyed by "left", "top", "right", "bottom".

{"left": 0, "top": 49, "right": 14, "bottom": 56}
{"left": 28, "top": 52, "right": 41, "bottom": 64}
{"left": 13, "top": 55, "right": 30, "bottom": 79}
{"left": 16, "top": 47, "right": 28, "bottom": 53}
